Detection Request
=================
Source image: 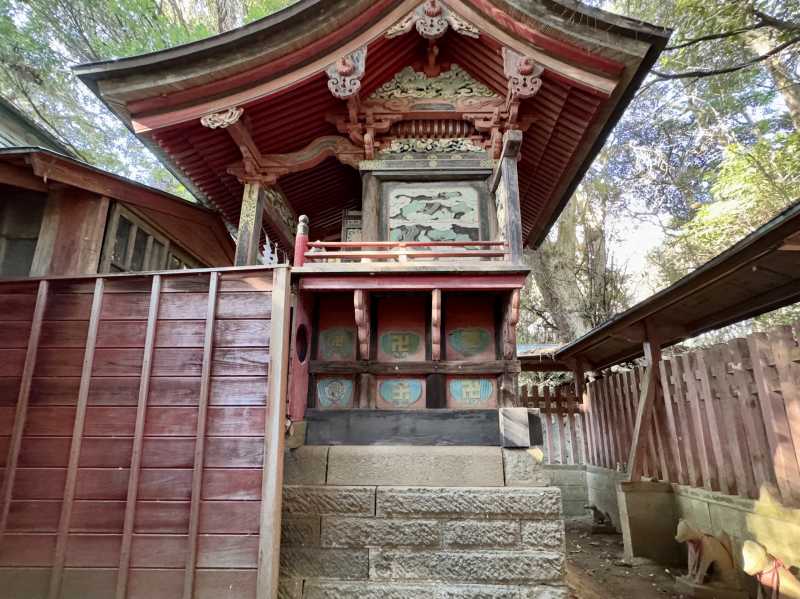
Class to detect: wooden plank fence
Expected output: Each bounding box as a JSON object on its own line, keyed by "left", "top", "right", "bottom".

{"left": 0, "top": 266, "right": 291, "bottom": 599}
{"left": 525, "top": 323, "right": 800, "bottom": 507}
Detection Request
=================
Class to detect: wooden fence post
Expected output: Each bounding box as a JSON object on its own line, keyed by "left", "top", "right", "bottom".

{"left": 256, "top": 266, "right": 292, "bottom": 598}
{"left": 627, "top": 325, "right": 662, "bottom": 480}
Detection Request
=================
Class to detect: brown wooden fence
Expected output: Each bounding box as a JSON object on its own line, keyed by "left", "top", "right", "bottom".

{"left": 0, "top": 266, "right": 291, "bottom": 599}
{"left": 520, "top": 385, "right": 584, "bottom": 465}
{"left": 570, "top": 323, "right": 800, "bottom": 507}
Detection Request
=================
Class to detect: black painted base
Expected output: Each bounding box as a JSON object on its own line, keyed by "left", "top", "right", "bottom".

{"left": 304, "top": 409, "right": 543, "bottom": 446}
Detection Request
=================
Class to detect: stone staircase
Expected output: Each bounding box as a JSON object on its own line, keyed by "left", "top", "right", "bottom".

{"left": 278, "top": 446, "right": 568, "bottom": 599}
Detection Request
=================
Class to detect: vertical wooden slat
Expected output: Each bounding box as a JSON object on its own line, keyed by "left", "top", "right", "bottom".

{"left": 556, "top": 387, "right": 567, "bottom": 464}
{"left": 659, "top": 359, "right": 687, "bottom": 484}
{"left": 728, "top": 339, "right": 774, "bottom": 496}
{"left": 586, "top": 382, "right": 600, "bottom": 466}
{"left": 749, "top": 332, "right": 800, "bottom": 504}
{"left": 605, "top": 375, "right": 624, "bottom": 470}
{"left": 182, "top": 271, "right": 219, "bottom": 599}
{"left": 566, "top": 392, "right": 579, "bottom": 465}
{"left": 696, "top": 349, "right": 732, "bottom": 494}
{"left": 543, "top": 387, "right": 554, "bottom": 465}
{"left": 48, "top": 277, "right": 104, "bottom": 599}
{"left": 596, "top": 379, "right": 613, "bottom": 468}
{"left": 769, "top": 327, "right": 800, "bottom": 482}
{"left": 670, "top": 357, "right": 701, "bottom": 486}
{"left": 0, "top": 280, "right": 48, "bottom": 541}
{"left": 256, "top": 266, "right": 292, "bottom": 599}
{"left": 611, "top": 374, "right": 630, "bottom": 469}
{"left": 682, "top": 353, "right": 715, "bottom": 490}
{"left": 116, "top": 275, "right": 161, "bottom": 599}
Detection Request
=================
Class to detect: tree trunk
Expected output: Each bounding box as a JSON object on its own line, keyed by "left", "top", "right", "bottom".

{"left": 216, "top": 0, "right": 246, "bottom": 32}
{"left": 748, "top": 31, "right": 800, "bottom": 131}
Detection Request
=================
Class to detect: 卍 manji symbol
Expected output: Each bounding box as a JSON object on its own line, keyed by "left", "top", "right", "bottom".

{"left": 380, "top": 331, "right": 421, "bottom": 359}
{"left": 449, "top": 378, "right": 493, "bottom": 405}
{"left": 379, "top": 379, "right": 423, "bottom": 407}
{"left": 448, "top": 327, "right": 490, "bottom": 357}
{"left": 319, "top": 327, "right": 355, "bottom": 360}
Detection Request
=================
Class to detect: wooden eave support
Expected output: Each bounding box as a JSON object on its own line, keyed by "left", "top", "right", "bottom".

{"left": 626, "top": 321, "right": 663, "bottom": 480}
{"left": 0, "top": 162, "right": 48, "bottom": 192}
{"left": 490, "top": 130, "right": 524, "bottom": 264}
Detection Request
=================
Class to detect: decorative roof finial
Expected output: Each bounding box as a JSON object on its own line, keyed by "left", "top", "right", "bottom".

{"left": 386, "top": 0, "right": 479, "bottom": 40}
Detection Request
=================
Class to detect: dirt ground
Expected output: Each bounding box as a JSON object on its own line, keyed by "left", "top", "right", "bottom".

{"left": 565, "top": 516, "right": 688, "bottom": 599}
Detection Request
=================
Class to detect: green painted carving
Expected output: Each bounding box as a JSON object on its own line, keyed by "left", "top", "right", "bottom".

{"left": 264, "top": 187, "right": 297, "bottom": 235}
{"left": 388, "top": 185, "right": 480, "bottom": 242}
{"left": 448, "top": 327, "right": 491, "bottom": 357}
{"left": 449, "top": 379, "right": 493, "bottom": 405}
{"left": 370, "top": 65, "right": 497, "bottom": 100}
{"left": 380, "top": 331, "right": 421, "bottom": 359}
{"left": 381, "top": 138, "right": 484, "bottom": 155}
{"left": 316, "top": 378, "right": 354, "bottom": 409}
{"left": 319, "top": 327, "right": 356, "bottom": 360}
{"left": 378, "top": 379, "right": 424, "bottom": 408}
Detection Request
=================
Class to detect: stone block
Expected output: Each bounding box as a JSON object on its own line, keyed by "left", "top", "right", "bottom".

{"left": 443, "top": 520, "right": 520, "bottom": 548}
{"left": 370, "top": 549, "right": 563, "bottom": 583}
{"left": 377, "top": 487, "right": 561, "bottom": 519}
{"left": 542, "top": 466, "right": 586, "bottom": 486}
{"left": 561, "top": 500, "right": 587, "bottom": 518}
{"left": 520, "top": 585, "right": 570, "bottom": 598}
{"left": 282, "top": 516, "right": 321, "bottom": 546}
{"left": 437, "top": 584, "right": 520, "bottom": 598}
{"left": 321, "top": 517, "right": 440, "bottom": 548}
{"left": 283, "top": 485, "right": 375, "bottom": 516}
{"left": 499, "top": 408, "right": 532, "bottom": 447}
{"left": 280, "top": 547, "right": 369, "bottom": 580}
{"left": 303, "top": 581, "right": 431, "bottom": 599}
{"left": 558, "top": 485, "right": 588, "bottom": 502}
{"left": 503, "top": 449, "right": 550, "bottom": 487}
{"left": 521, "top": 520, "right": 565, "bottom": 550}
{"left": 284, "top": 446, "right": 329, "bottom": 485}
{"left": 327, "top": 446, "right": 504, "bottom": 487}
{"left": 618, "top": 481, "right": 681, "bottom": 565}
{"left": 279, "top": 578, "right": 303, "bottom": 599}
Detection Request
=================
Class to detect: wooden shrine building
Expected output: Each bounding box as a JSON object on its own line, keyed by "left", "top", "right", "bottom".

{"left": 0, "top": 2, "right": 672, "bottom": 599}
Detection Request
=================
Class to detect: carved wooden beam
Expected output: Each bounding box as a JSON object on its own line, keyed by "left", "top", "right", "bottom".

{"left": 354, "top": 290, "right": 371, "bottom": 360}
{"left": 431, "top": 289, "right": 442, "bottom": 361}
{"left": 325, "top": 47, "right": 367, "bottom": 100}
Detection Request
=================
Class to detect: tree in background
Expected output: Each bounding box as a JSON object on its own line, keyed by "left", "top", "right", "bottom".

{"left": 0, "top": 0, "right": 292, "bottom": 194}
{"left": 524, "top": 0, "right": 799, "bottom": 346}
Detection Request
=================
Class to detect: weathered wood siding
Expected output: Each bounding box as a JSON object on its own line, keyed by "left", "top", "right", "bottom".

{"left": 0, "top": 266, "right": 289, "bottom": 598}
{"left": 566, "top": 324, "right": 800, "bottom": 508}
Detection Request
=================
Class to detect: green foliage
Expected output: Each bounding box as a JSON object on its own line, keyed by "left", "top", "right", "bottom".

{"left": 0, "top": 0, "right": 295, "bottom": 194}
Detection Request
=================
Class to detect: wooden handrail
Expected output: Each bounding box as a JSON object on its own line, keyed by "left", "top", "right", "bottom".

{"left": 305, "top": 249, "right": 509, "bottom": 260}
{"left": 307, "top": 240, "right": 506, "bottom": 248}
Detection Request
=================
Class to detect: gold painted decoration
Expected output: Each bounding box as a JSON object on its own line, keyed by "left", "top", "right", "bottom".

{"left": 263, "top": 187, "right": 297, "bottom": 236}
{"left": 369, "top": 65, "right": 496, "bottom": 100}
{"left": 381, "top": 138, "right": 484, "bottom": 154}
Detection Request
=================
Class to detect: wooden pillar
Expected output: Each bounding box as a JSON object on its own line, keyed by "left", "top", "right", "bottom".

{"left": 257, "top": 265, "right": 292, "bottom": 598}
{"left": 491, "top": 130, "right": 524, "bottom": 263}
{"left": 235, "top": 181, "right": 264, "bottom": 266}
{"left": 361, "top": 173, "right": 380, "bottom": 242}
{"left": 0, "top": 280, "right": 48, "bottom": 543}
{"left": 626, "top": 322, "right": 663, "bottom": 480}
{"left": 116, "top": 275, "right": 161, "bottom": 599}
{"left": 293, "top": 215, "right": 309, "bottom": 266}
{"left": 49, "top": 278, "right": 104, "bottom": 599}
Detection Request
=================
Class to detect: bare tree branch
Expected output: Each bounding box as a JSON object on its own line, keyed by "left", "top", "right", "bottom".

{"left": 665, "top": 22, "right": 769, "bottom": 51}
{"left": 652, "top": 35, "right": 800, "bottom": 81}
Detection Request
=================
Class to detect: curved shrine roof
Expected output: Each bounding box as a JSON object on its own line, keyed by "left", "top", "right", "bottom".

{"left": 75, "top": 0, "right": 670, "bottom": 250}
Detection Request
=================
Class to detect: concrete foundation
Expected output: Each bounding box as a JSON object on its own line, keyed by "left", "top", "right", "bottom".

{"left": 279, "top": 446, "right": 568, "bottom": 598}
{"left": 617, "top": 481, "right": 681, "bottom": 565}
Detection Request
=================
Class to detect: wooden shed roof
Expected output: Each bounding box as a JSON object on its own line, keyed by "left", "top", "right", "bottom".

{"left": 553, "top": 200, "right": 800, "bottom": 371}
{"left": 0, "top": 148, "right": 235, "bottom": 267}
{"left": 74, "top": 0, "right": 670, "bottom": 248}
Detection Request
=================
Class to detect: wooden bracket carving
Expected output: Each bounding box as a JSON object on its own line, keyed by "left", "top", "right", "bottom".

{"left": 503, "top": 289, "right": 521, "bottom": 360}
{"left": 199, "top": 107, "right": 243, "bottom": 129}
{"left": 354, "top": 290, "right": 371, "bottom": 360}
{"left": 502, "top": 47, "right": 544, "bottom": 107}
{"left": 431, "top": 289, "right": 442, "bottom": 361}
{"left": 386, "top": 0, "right": 479, "bottom": 40}
{"left": 326, "top": 46, "right": 367, "bottom": 100}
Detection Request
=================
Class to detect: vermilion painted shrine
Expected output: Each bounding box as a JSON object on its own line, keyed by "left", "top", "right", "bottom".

{"left": 1, "top": 1, "right": 799, "bottom": 599}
